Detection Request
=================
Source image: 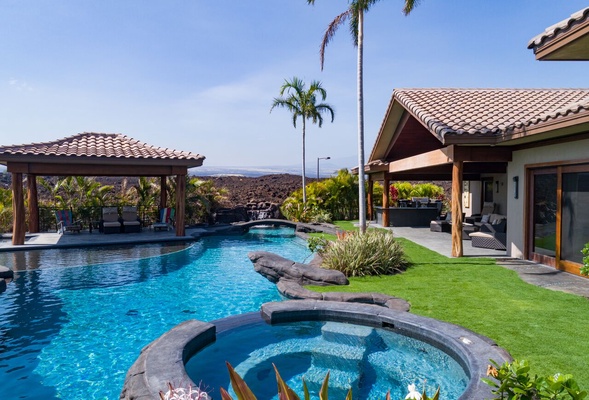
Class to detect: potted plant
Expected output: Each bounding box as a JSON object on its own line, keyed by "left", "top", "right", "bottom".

{"left": 581, "top": 243, "right": 589, "bottom": 276}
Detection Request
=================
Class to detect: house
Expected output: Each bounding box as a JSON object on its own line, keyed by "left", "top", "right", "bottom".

{"left": 364, "top": 7, "right": 589, "bottom": 274}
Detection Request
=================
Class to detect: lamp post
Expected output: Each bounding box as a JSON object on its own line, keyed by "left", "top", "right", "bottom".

{"left": 317, "top": 156, "right": 331, "bottom": 180}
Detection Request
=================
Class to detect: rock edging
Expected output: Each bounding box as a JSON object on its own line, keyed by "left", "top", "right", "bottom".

{"left": 248, "top": 251, "right": 410, "bottom": 312}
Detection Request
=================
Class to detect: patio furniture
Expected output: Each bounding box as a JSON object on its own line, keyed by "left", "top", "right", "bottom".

{"left": 462, "top": 223, "right": 479, "bottom": 239}
{"left": 469, "top": 215, "right": 507, "bottom": 250}
{"left": 101, "top": 207, "right": 121, "bottom": 234}
{"left": 55, "top": 210, "right": 82, "bottom": 234}
{"left": 153, "top": 207, "right": 175, "bottom": 231}
{"left": 121, "top": 206, "right": 141, "bottom": 233}
{"left": 465, "top": 202, "right": 496, "bottom": 225}
{"left": 430, "top": 212, "right": 452, "bottom": 233}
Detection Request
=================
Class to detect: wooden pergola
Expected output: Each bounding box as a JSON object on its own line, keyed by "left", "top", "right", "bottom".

{"left": 0, "top": 133, "right": 205, "bottom": 245}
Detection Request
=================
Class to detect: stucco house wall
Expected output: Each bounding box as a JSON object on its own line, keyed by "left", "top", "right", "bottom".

{"left": 507, "top": 137, "right": 589, "bottom": 258}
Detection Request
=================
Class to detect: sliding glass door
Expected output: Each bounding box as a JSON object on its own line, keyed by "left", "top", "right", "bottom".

{"left": 528, "top": 164, "right": 589, "bottom": 273}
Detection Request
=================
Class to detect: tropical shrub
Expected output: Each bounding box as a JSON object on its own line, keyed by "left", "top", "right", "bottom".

{"left": 320, "top": 229, "right": 408, "bottom": 277}
{"left": 580, "top": 243, "right": 589, "bottom": 276}
{"left": 185, "top": 178, "right": 227, "bottom": 225}
{"left": 0, "top": 187, "right": 12, "bottom": 233}
{"left": 483, "top": 359, "right": 587, "bottom": 399}
{"left": 390, "top": 182, "right": 444, "bottom": 200}
{"left": 281, "top": 169, "right": 357, "bottom": 222}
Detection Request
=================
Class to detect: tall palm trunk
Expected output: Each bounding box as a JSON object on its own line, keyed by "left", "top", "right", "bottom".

{"left": 302, "top": 118, "right": 307, "bottom": 203}
{"left": 357, "top": 9, "right": 367, "bottom": 233}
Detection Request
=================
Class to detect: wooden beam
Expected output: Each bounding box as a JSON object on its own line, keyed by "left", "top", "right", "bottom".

{"left": 367, "top": 178, "right": 373, "bottom": 221}
{"left": 27, "top": 174, "right": 39, "bottom": 233}
{"left": 382, "top": 177, "right": 390, "bottom": 227}
{"left": 389, "top": 148, "right": 453, "bottom": 173}
{"left": 11, "top": 173, "right": 25, "bottom": 245}
{"left": 7, "top": 162, "right": 188, "bottom": 177}
{"left": 160, "top": 176, "right": 167, "bottom": 209}
{"left": 175, "top": 174, "right": 186, "bottom": 237}
{"left": 451, "top": 161, "right": 464, "bottom": 257}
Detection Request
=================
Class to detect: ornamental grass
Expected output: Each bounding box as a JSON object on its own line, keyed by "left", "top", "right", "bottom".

{"left": 321, "top": 229, "right": 408, "bottom": 277}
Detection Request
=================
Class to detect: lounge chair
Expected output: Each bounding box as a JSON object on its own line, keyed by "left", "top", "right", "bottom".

{"left": 121, "top": 206, "right": 141, "bottom": 233}
{"left": 153, "top": 207, "right": 175, "bottom": 231}
{"left": 55, "top": 210, "right": 82, "bottom": 234}
{"left": 469, "top": 215, "right": 507, "bottom": 250}
{"left": 101, "top": 207, "right": 121, "bottom": 234}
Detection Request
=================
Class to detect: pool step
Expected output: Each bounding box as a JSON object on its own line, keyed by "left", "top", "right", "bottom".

{"left": 311, "top": 340, "right": 365, "bottom": 371}
{"left": 303, "top": 365, "right": 360, "bottom": 398}
{"left": 321, "top": 322, "right": 374, "bottom": 347}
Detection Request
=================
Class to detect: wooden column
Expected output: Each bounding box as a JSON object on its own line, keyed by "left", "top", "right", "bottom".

{"left": 367, "top": 177, "right": 373, "bottom": 221}
{"left": 160, "top": 176, "right": 167, "bottom": 208}
{"left": 382, "top": 177, "right": 390, "bottom": 227}
{"left": 11, "top": 173, "right": 26, "bottom": 245}
{"left": 175, "top": 174, "right": 186, "bottom": 237}
{"left": 27, "top": 174, "right": 39, "bottom": 233}
{"left": 451, "top": 161, "right": 464, "bottom": 257}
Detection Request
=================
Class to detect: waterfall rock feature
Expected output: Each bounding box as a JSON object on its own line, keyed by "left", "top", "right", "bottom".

{"left": 249, "top": 251, "right": 348, "bottom": 286}
{"left": 248, "top": 251, "right": 410, "bottom": 312}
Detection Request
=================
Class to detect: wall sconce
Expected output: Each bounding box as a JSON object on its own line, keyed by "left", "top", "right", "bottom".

{"left": 495, "top": 180, "right": 499, "bottom": 193}
{"left": 513, "top": 176, "right": 519, "bottom": 199}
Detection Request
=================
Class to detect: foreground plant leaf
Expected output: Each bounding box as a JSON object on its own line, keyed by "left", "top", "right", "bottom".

{"left": 225, "top": 362, "right": 257, "bottom": 400}
{"left": 273, "top": 363, "right": 300, "bottom": 400}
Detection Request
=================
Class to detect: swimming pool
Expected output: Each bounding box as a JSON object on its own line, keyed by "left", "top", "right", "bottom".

{"left": 0, "top": 228, "right": 311, "bottom": 399}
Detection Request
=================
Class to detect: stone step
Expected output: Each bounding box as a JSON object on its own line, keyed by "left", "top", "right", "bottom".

{"left": 321, "top": 321, "right": 374, "bottom": 347}
{"left": 303, "top": 365, "right": 360, "bottom": 398}
{"left": 310, "top": 340, "right": 365, "bottom": 371}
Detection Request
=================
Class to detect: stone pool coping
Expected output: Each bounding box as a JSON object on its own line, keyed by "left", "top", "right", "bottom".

{"left": 120, "top": 300, "right": 512, "bottom": 400}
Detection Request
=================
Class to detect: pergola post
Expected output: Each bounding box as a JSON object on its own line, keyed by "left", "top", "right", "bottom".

{"left": 11, "top": 172, "right": 26, "bottom": 245}
{"left": 451, "top": 161, "right": 464, "bottom": 257}
{"left": 367, "top": 177, "right": 373, "bottom": 221}
{"left": 27, "top": 174, "right": 39, "bottom": 233}
{"left": 382, "top": 177, "right": 390, "bottom": 227}
{"left": 160, "top": 176, "right": 167, "bottom": 208}
{"left": 175, "top": 174, "right": 186, "bottom": 237}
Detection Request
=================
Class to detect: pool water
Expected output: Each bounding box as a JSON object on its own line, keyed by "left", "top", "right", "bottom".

{"left": 186, "top": 320, "right": 468, "bottom": 400}
{"left": 0, "top": 228, "right": 311, "bottom": 399}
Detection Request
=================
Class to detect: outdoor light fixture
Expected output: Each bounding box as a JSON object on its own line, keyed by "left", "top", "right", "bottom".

{"left": 513, "top": 176, "right": 519, "bottom": 199}
{"left": 317, "top": 156, "right": 330, "bottom": 180}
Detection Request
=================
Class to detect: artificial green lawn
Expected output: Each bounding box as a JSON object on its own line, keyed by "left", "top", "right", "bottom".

{"left": 308, "top": 225, "right": 589, "bottom": 386}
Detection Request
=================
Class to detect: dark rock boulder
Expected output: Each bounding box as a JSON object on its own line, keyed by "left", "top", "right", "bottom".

{"left": 249, "top": 251, "right": 348, "bottom": 286}
{"left": 0, "top": 266, "right": 13, "bottom": 279}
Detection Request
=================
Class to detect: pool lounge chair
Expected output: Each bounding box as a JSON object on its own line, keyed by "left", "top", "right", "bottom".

{"left": 101, "top": 207, "right": 121, "bottom": 234}
{"left": 55, "top": 210, "right": 82, "bottom": 234}
{"left": 121, "top": 206, "right": 141, "bottom": 233}
{"left": 153, "top": 207, "right": 175, "bottom": 231}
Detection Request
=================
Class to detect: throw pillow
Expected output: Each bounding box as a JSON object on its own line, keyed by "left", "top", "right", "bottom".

{"left": 481, "top": 214, "right": 490, "bottom": 223}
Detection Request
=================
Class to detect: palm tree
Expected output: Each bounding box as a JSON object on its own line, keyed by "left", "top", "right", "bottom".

{"left": 271, "top": 76, "right": 335, "bottom": 203}
{"left": 307, "top": 0, "right": 420, "bottom": 232}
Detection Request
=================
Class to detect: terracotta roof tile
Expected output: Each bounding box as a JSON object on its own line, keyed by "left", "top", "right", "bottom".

{"left": 528, "top": 7, "right": 589, "bottom": 49}
{"left": 0, "top": 132, "right": 205, "bottom": 162}
{"left": 393, "top": 88, "right": 589, "bottom": 139}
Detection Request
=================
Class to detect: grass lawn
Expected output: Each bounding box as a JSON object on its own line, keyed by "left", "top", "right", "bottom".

{"left": 309, "top": 223, "right": 589, "bottom": 386}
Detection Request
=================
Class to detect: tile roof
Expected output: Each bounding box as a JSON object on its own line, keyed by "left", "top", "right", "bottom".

{"left": 393, "top": 88, "right": 589, "bottom": 139}
{"left": 0, "top": 132, "right": 205, "bottom": 162}
{"left": 528, "top": 7, "right": 589, "bottom": 49}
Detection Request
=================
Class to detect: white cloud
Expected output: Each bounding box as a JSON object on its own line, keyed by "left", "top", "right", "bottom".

{"left": 8, "top": 78, "right": 33, "bottom": 92}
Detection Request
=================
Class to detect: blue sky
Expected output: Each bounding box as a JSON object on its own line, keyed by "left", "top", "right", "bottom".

{"left": 1, "top": 1, "right": 588, "bottom": 169}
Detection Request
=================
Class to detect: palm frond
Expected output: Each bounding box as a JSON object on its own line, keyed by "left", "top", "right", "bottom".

{"left": 320, "top": 10, "right": 350, "bottom": 70}
{"left": 403, "top": 0, "right": 420, "bottom": 15}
